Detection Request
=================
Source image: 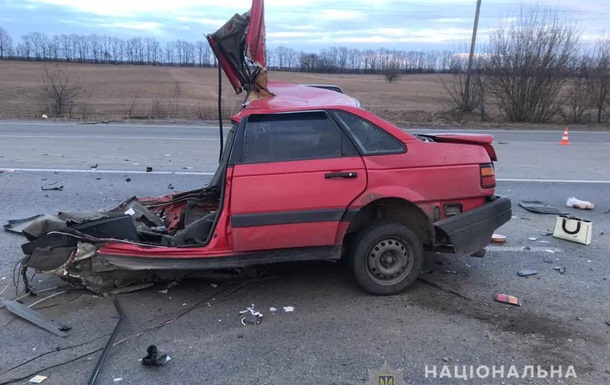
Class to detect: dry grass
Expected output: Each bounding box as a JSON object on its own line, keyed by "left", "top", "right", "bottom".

{"left": 1, "top": 61, "right": 608, "bottom": 129}
{"left": 0, "top": 61, "right": 448, "bottom": 123}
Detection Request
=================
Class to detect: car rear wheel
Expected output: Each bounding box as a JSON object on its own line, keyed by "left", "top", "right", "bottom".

{"left": 350, "top": 221, "right": 424, "bottom": 295}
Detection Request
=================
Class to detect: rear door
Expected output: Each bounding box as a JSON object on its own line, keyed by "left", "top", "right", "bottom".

{"left": 229, "top": 111, "right": 366, "bottom": 252}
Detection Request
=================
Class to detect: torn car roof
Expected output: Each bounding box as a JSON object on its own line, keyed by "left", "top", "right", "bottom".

{"left": 234, "top": 81, "right": 359, "bottom": 121}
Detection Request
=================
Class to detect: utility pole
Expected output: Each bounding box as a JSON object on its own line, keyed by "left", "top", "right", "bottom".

{"left": 464, "top": 0, "right": 482, "bottom": 108}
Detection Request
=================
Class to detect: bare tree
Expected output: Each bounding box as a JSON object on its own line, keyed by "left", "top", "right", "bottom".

{"left": 0, "top": 26, "right": 12, "bottom": 58}
{"left": 284, "top": 47, "right": 297, "bottom": 69}
{"left": 38, "top": 66, "right": 82, "bottom": 117}
{"left": 89, "top": 34, "right": 101, "bottom": 62}
{"left": 587, "top": 38, "right": 610, "bottom": 123}
{"left": 443, "top": 73, "right": 481, "bottom": 118}
{"left": 195, "top": 40, "right": 210, "bottom": 67}
{"left": 486, "top": 9, "right": 580, "bottom": 123}
{"left": 383, "top": 61, "right": 401, "bottom": 83}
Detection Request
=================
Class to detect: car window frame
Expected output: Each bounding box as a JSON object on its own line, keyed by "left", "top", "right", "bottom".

{"left": 329, "top": 110, "right": 407, "bottom": 156}
{"left": 229, "top": 110, "right": 359, "bottom": 165}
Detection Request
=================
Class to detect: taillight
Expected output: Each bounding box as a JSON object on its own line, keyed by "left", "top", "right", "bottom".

{"left": 480, "top": 163, "right": 496, "bottom": 188}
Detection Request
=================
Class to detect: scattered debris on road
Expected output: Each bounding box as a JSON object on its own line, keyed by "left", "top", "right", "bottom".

{"left": 167, "top": 183, "right": 174, "bottom": 190}
{"left": 528, "top": 237, "right": 537, "bottom": 241}
{"left": 41, "top": 185, "right": 63, "bottom": 191}
{"left": 518, "top": 269, "right": 538, "bottom": 277}
{"left": 3, "top": 214, "right": 44, "bottom": 234}
{"left": 240, "top": 305, "right": 263, "bottom": 325}
{"left": 90, "top": 164, "right": 98, "bottom": 169}
{"left": 1, "top": 298, "right": 70, "bottom": 337}
{"left": 29, "top": 375, "right": 48, "bottom": 383}
{"left": 283, "top": 306, "right": 294, "bottom": 313}
{"left": 87, "top": 299, "right": 125, "bottom": 385}
{"left": 125, "top": 177, "right": 131, "bottom": 182}
{"left": 491, "top": 234, "right": 506, "bottom": 244}
{"left": 146, "top": 167, "right": 153, "bottom": 172}
{"left": 142, "top": 345, "right": 171, "bottom": 366}
{"left": 494, "top": 293, "right": 522, "bottom": 306}
{"left": 519, "top": 201, "right": 566, "bottom": 215}
{"left": 553, "top": 266, "right": 566, "bottom": 274}
{"left": 553, "top": 215, "right": 592, "bottom": 245}
{"left": 566, "top": 197, "right": 594, "bottom": 210}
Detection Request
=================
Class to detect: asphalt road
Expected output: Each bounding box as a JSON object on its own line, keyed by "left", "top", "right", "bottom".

{"left": 0, "top": 121, "right": 609, "bottom": 385}
{"left": 1, "top": 121, "right": 610, "bottom": 181}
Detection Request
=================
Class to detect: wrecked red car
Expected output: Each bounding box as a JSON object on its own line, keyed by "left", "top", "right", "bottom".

{"left": 9, "top": 0, "right": 511, "bottom": 295}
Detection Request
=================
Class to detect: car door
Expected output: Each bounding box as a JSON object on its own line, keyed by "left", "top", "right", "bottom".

{"left": 229, "top": 111, "right": 366, "bottom": 252}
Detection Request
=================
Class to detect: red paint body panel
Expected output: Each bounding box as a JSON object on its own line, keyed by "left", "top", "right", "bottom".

{"left": 231, "top": 157, "right": 366, "bottom": 251}
{"left": 234, "top": 222, "right": 338, "bottom": 251}
{"left": 246, "top": 0, "right": 266, "bottom": 67}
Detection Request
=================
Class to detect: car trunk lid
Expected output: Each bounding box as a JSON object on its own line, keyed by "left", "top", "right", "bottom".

{"left": 420, "top": 133, "right": 497, "bottom": 161}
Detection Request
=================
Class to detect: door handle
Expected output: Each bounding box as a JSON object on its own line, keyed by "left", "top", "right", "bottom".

{"left": 325, "top": 172, "right": 358, "bottom": 179}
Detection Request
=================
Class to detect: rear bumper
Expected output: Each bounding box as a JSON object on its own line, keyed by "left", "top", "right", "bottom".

{"left": 433, "top": 196, "right": 512, "bottom": 255}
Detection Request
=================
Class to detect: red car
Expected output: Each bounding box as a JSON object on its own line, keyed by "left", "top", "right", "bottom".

{"left": 14, "top": 0, "right": 511, "bottom": 295}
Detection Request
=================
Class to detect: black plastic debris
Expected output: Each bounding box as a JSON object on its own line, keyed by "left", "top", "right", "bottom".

{"left": 146, "top": 167, "right": 153, "bottom": 172}
{"left": 2, "top": 299, "right": 70, "bottom": 337}
{"left": 519, "top": 201, "right": 567, "bottom": 215}
{"left": 518, "top": 269, "right": 538, "bottom": 277}
{"left": 142, "top": 345, "right": 170, "bottom": 366}
{"left": 125, "top": 178, "right": 131, "bottom": 182}
{"left": 41, "top": 186, "right": 64, "bottom": 191}
{"left": 90, "top": 164, "right": 98, "bottom": 169}
{"left": 168, "top": 183, "right": 174, "bottom": 190}
{"left": 239, "top": 305, "right": 263, "bottom": 325}
{"left": 3, "top": 214, "right": 44, "bottom": 234}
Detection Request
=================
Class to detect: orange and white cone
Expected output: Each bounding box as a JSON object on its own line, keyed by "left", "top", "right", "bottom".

{"left": 560, "top": 127, "right": 570, "bottom": 145}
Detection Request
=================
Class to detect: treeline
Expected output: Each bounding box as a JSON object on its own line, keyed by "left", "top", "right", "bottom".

{"left": 0, "top": 28, "right": 215, "bottom": 67}
{"left": 0, "top": 27, "right": 455, "bottom": 73}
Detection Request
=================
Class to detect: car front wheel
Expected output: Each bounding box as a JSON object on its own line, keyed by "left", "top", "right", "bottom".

{"left": 350, "top": 221, "right": 424, "bottom": 295}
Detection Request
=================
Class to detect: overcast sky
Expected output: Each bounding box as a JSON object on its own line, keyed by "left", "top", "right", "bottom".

{"left": 1, "top": 0, "right": 609, "bottom": 51}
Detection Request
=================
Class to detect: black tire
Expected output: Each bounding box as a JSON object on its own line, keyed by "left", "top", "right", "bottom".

{"left": 349, "top": 221, "right": 424, "bottom": 295}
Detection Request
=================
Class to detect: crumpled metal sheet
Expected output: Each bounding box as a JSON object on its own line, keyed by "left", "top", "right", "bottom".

{"left": 3, "top": 214, "right": 44, "bottom": 235}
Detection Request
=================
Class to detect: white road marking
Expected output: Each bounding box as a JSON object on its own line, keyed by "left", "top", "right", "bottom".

{"left": 0, "top": 167, "right": 215, "bottom": 175}
{"left": 0, "top": 134, "right": 219, "bottom": 141}
{"left": 487, "top": 246, "right": 562, "bottom": 252}
{"left": 1, "top": 168, "right": 610, "bottom": 183}
{"left": 498, "top": 178, "right": 610, "bottom": 184}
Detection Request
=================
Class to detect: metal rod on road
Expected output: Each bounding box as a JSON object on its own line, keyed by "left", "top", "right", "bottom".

{"left": 464, "top": 0, "right": 482, "bottom": 107}
{"left": 87, "top": 298, "right": 125, "bottom": 385}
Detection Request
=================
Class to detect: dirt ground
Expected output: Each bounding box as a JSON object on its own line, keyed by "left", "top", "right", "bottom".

{"left": 0, "top": 61, "right": 452, "bottom": 122}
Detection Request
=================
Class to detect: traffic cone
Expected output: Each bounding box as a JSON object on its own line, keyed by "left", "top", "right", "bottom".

{"left": 560, "top": 127, "right": 570, "bottom": 145}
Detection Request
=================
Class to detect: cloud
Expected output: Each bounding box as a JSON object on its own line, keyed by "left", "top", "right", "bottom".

{"left": 1, "top": 0, "right": 609, "bottom": 51}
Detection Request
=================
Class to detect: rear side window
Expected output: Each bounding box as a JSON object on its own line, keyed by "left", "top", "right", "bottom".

{"left": 243, "top": 113, "right": 343, "bottom": 163}
{"left": 333, "top": 111, "right": 405, "bottom": 155}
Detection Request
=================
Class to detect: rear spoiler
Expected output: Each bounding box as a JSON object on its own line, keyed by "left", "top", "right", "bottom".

{"left": 420, "top": 133, "right": 498, "bottom": 161}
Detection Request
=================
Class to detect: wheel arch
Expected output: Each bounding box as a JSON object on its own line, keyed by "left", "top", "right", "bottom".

{"left": 339, "top": 197, "right": 435, "bottom": 247}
